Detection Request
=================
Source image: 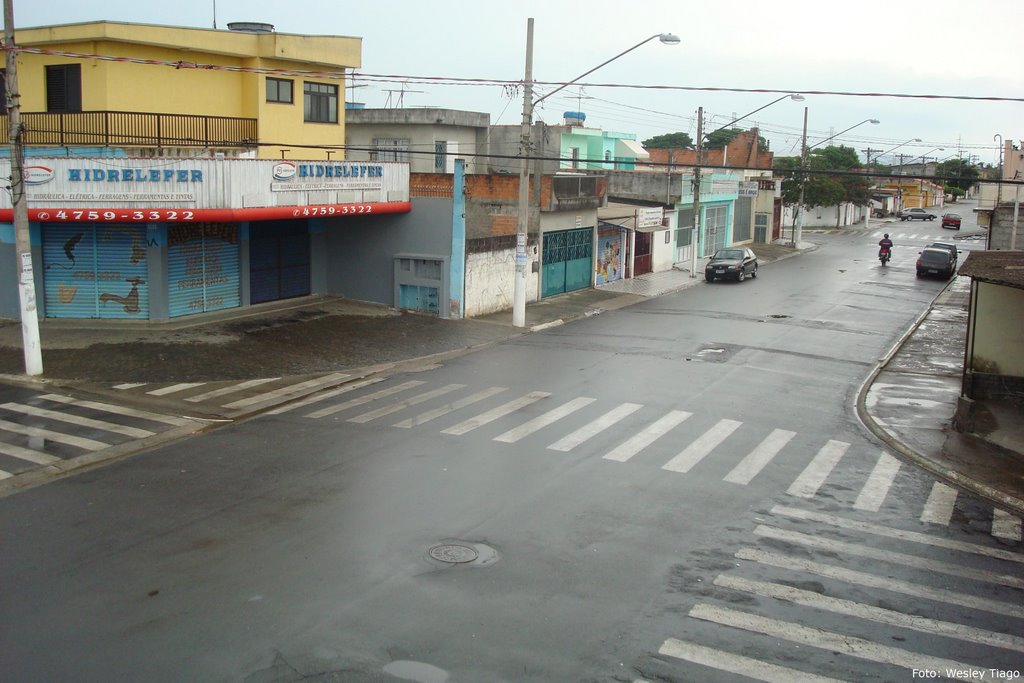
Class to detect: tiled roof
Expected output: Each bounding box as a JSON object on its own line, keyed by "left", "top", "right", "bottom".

{"left": 958, "top": 250, "right": 1024, "bottom": 288}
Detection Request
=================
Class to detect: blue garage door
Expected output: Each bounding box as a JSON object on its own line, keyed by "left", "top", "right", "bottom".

{"left": 249, "top": 221, "right": 311, "bottom": 304}
{"left": 167, "top": 223, "right": 240, "bottom": 318}
{"left": 42, "top": 224, "right": 149, "bottom": 319}
{"left": 542, "top": 227, "right": 593, "bottom": 298}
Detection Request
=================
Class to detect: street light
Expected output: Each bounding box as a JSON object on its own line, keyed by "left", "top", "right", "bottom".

{"left": 792, "top": 115, "right": 880, "bottom": 246}
{"left": 512, "top": 20, "right": 679, "bottom": 327}
{"left": 688, "top": 93, "right": 804, "bottom": 278}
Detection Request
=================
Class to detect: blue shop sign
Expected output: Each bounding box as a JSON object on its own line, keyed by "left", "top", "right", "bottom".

{"left": 67, "top": 168, "right": 204, "bottom": 182}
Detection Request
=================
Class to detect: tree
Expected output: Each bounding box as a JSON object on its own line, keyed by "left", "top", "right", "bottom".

{"left": 642, "top": 132, "right": 693, "bottom": 149}
{"left": 935, "top": 159, "right": 980, "bottom": 197}
{"left": 775, "top": 152, "right": 848, "bottom": 227}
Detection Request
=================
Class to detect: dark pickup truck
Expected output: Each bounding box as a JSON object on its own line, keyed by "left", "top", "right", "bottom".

{"left": 898, "top": 208, "right": 937, "bottom": 221}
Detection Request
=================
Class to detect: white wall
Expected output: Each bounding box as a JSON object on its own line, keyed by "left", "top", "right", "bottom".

{"left": 464, "top": 248, "right": 539, "bottom": 317}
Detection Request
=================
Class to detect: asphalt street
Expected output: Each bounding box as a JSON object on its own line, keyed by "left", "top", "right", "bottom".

{"left": 1, "top": 214, "right": 1020, "bottom": 682}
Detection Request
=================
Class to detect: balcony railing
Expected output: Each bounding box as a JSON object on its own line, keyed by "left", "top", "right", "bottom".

{"left": 0, "top": 111, "right": 258, "bottom": 148}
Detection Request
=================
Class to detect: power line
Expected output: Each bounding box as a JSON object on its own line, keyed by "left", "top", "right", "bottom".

{"left": 7, "top": 45, "right": 1023, "bottom": 104}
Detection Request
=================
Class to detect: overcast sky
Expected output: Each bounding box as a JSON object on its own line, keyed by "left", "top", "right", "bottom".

{"left": 17, "top": 0, "right": 1024, "bottom": 166}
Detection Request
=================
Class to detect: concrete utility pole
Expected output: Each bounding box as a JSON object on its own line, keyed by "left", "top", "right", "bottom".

{"left": 512, "top": 18, "right": 534, "bottom": 329}
{"left": 862, "top": 147, "right": 881, "bottom": 230}
{"left": 4, "top": 0, "right": 43, "bottom": 376}
{"left": 689, "top": 107, "right": 703, "bottom": 277}
{"left": 895, "top": 153, "right": 912, "bottom": 213}
{"left": 793, "top": 106, "right": 808, "bottom": 247}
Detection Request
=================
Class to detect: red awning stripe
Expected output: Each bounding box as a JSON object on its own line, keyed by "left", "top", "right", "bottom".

{"left": 0, "top": 201, "right": 412, "bottom": 223}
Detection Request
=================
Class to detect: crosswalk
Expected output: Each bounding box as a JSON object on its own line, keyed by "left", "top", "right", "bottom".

{"left": 0, "top": 393, "right": 196, "bottom": 481}
{"left": 10, "top": 373, "right": 1020, "bottom": 542}
{"left": 645, "top": 503, "right": 1024, "bottom": 682}
{"left": 265, "top": 375, "right": 1020, "bottom": 539}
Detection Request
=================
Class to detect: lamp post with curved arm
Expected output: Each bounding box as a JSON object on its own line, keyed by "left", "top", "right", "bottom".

{"left": 688, "top": 93, "right": 804, "bottom": 278}
{"left": 792, "top": 116, "right": 880, "bottom": 246}
{"left": 512, "top": 20, "right": 680, "bottom": 327}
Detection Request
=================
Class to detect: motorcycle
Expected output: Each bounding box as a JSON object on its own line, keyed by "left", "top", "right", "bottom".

{"left": 879, "top": 246, "right": 891, "bottom": 266}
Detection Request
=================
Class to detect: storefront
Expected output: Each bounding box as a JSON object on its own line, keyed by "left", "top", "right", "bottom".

{"left": 0, "top": 157, "right": 410, "bottom": 321}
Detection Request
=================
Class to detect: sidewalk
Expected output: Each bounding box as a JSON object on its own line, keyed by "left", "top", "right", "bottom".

{"left": 1, "top": 240, "right": 1021, "bottom": 514}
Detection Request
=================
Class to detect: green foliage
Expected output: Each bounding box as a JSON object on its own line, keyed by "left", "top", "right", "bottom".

{"left": 642, "top": 132, "right": 694, "bottom": 149}
{"left": 935, "top": 159, "right": 980, "bottom": 194}
{"left": 774, "top": 146, "right": 865, "bottom": 213}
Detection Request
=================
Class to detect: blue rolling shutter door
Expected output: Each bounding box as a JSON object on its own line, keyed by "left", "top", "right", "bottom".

{"left": 167, "top": 223, "right": 240, "bottom": 318}
{"left": 42, "top": 224, "right": 149, "bottom": 319}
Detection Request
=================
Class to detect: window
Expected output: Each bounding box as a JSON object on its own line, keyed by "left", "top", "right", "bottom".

{"left": 303, "top": 81, "right": 337, "bottom": 123}
{"left": 571, "top": 147, "right": 580, "bottom": 169}
{"left": 266, "top": 78, "right": 293, "bottom": 104}
{"left": 46, "top": 64, "right": 82, "bottom": 112}
{"left": 434, "top": 141, "right": 447, "bottom": 171}
{"left": 371, "top": 138, "right": 410, "bottom": 162}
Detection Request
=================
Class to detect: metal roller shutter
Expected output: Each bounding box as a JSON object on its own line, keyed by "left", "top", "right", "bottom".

{"left": 168, "top": 223, "right": 240, "bottom": 318}
{"left": 249, "top": 221, "right": 310, "bottom": 304}
{"left": 43, "top": 224, "right": 149, "bottom": 319}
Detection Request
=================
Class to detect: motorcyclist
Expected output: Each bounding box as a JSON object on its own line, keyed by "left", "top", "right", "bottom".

{"left": 878, "top": 233, "right": 893, "bottom": 258}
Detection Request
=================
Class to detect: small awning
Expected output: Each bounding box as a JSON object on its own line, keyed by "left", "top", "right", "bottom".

{"left": 615, "top": 139, "right": 649, "bottom": 159}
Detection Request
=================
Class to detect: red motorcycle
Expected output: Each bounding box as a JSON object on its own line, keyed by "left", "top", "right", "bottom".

{"left": 878, "top": 246, "right": 891, "bottom": 266}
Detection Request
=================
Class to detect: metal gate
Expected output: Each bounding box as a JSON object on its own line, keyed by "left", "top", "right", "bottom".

{"left": 633, "top": 230, "right": 653, "bottom": 276}
{"left": 42, "top": 223, "right": 149, "bottom": 319}
{"left": 249, "top": 220, "right": 311, "bottom": 304}
{"left": 542, "top": 227, "right": 593, "bottom": 298}
{"left": 167, "top": 223, "right": 240, "bottom": 318}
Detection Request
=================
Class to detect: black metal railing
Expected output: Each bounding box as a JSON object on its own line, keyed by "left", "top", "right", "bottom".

{"left": 0, "top": 111, "right": 258, "bottom": 148}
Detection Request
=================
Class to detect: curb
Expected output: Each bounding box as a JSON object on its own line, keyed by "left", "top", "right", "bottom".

{"left": 854, "top": 280, "right": 1024, "bottom": 517}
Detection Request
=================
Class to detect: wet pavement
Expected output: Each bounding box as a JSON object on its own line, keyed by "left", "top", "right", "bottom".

{"left": 0, "top": 239, "right": 1021, "bottom": 514}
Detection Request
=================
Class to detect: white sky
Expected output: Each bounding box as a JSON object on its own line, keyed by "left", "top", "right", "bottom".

{"left": 16, "top": 0, "right": 1024, "bottom": 166}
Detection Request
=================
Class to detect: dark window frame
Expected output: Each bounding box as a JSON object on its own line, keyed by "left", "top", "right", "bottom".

{"left": 303, "top": 81, "right": 338, "bottom": 123}
{"left": 46, "top": 63, "right": 82, "bottom": 113}
{"left": 266, "top": 77, "right": 294, "bottom": 104}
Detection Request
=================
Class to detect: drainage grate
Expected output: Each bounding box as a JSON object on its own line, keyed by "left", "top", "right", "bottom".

{"left": 428, "top": 544, "right": 479, "bottom": 564}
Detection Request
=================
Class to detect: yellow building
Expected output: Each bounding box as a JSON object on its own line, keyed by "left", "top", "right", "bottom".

{"left": 7, "top": 20, "right": 361, "bottom": 160}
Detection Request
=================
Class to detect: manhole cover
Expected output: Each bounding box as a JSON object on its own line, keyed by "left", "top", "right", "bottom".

{"left": 429, "top": 544, "right": 479, "bottom": 564}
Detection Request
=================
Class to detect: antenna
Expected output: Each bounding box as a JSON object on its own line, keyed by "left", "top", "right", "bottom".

{"left": 383, "top": 82, "right": 425, "bottom": 108}
{"left": 212, "top": 0, "right": 217, "bottom": 29}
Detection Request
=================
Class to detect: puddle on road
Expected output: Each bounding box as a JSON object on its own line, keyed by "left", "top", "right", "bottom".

{"left": 383, "top": 660, "right": 450, "bottom": 683}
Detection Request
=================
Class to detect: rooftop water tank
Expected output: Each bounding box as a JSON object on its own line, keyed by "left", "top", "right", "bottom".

{"left": 563, "top": 111, "right": 586, "bottom": 126}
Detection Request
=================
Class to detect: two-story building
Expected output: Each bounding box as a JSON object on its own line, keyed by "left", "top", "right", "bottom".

{"left": 0, "top": 21, "right": 441, "bottom": 322}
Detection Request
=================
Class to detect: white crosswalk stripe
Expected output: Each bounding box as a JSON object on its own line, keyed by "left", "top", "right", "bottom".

{"left": 146, "top": 382, "right": 207, "bottom": 396}
{"left": 306, "top": 380, "right": 426, "bottom": 419}
{"left": 441, "top": 392, "right": 551, "bottom": 436}
{"left": 0, "top": 403, "right": 155, "bottom": 439}
{"left": 723, "top": 429, "right": 796, "bottom": 485}
{"left": 786, "top": 440, "right": 849, "bottom": 498}
{"left": 920, "top": 481, "right": 958, "bottom": 524}
{"left": 494, "top": 397, "right": 595, "bottom": 443}
{"left": 0, "top": 441, "right": 62, "bottom": 465}
{"left": 662, "top": 418, "right": 741, "bottom": 473}
{"left": 394, "top": 387, "right": 508, "bottom": 428}
{"left": 547, "top": 402, "right": 642, "bottom": 452}
{"left": 992, "top": 508, "right": 1023, "bottom": 541}
{"left": 265, "top": 378, "right": 385, "bottom": 415}
{"left": 689, "top": 604, "right": 988, "bottom": 680}
{"left": 853, "top": 452, "right": 901, "bottom": 511}
{"left": 39, "top": 394, "right": 193, "bottom": 426}
{"left": 224, "top": 373, "right": 352, "bottom": 410}
{"left": 658, "top": 638, "right": 845, "bottom": 683}
{"left": 348, "top": 384, "right": 465, "bottom": 424}
{"left": 185, "top": 378, "right": 281, "bottom": 403}
{"left": 603, "top": 410, "right": 690, "bottom": 462}
{"left": 0, "top": 417, "right": 110, "bottom": 451}
{"left": 715, "top": 573, "right": 1024, "bottom": 653}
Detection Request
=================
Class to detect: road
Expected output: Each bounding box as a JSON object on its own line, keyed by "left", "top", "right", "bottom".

{"left": 2, "top": 211, "right": 1020, "bottom": 682}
